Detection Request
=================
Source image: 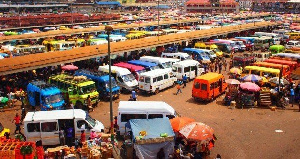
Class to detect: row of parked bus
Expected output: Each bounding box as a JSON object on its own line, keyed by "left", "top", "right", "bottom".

{"left": 233, "top": 53, "right": 300, "bottom": 80}
{"left": 26, "top": 55, "right": 205, "bottom": 110}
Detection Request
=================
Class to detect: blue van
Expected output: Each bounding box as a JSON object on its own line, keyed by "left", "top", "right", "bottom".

{"left": 182, "top": 48, "right": 211, "bottom": 61}
{"left": 74, "top": 69, "right": 120, "bottom": 100}
{"left": 27, "top": 81, "right": 65, "bottom": 111}
{"left": 128, "top": 60, "right": 160, "bottom": 71}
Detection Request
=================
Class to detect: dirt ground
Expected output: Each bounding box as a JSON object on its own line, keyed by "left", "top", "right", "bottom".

{"left": 1, "top": 60, "right": 300, "bottom": 159}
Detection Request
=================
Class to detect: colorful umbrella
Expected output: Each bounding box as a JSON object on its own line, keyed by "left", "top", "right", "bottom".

{"left": 179, "top": 122, "right": 214, "bottom": 142}
{"left": 225, "top": 79, "right": 240, "bottom": 85}
{"left": 170, "top": 117, "right": 195, "bottom": 132}
{"left": 241, "top": 74, "right": 262, "bottom": 82}
{"left": 61, "top": 65, "right": 79, "bottom": 71}
{"left": 230, "top": 67, "right": 241, "bottom": 74}
{"left": 268, "top": 77, "right": 290, "bottom": 85}
{"left": 240, "top": 82, "right": 260, "bottom": 92}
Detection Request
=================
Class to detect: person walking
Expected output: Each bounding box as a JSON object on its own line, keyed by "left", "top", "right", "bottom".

{"left": 66, "top": 126, "right": 74, "bottom": 147}
{"left": 87, "top": 95, "right": 93, "bottom": 112}
{"left": 182, "top": 75, "right": 188, "bottom": 88}
{"left": 175, "top": 83, "right": 182, "bottom": 95}
{"left": 290, "top": 87, "right": 295, "bottom": 107}
{"left": 80, "top": 130, "right": 86, "bottom": 147}
{"left": 12, "top": 113, "right": 21, "bottom": 134}
{"left": 214, "top": 61, "right": 218, "bottom": 72}
{"left": 210, "top": 63, "right": 214, "bottom": 72}
{"left": 59, "top": 129, "right": 65, "bottom": 146}
{"left": 223, "top": 61, "right": 227, "bottom": 71}
{"left": 131, "top": 89, "right": 137, "bottom": 101}
{"left": 218, "top": 62, "right": 223, "bottom": 74}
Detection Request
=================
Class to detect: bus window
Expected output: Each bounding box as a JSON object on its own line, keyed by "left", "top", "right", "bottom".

{"left": 121, "top": 114, "right": 147, "bottom": 122}
{"left": 251, "top": 70, "right": 260, "bottom": 76}
{"left": 148, "top": 114, "right": 163, "bottom": 119}
{"left": 145, "top": 77, "right": 150, "bottom": 83}
{"left": 244, "top": 69, "right": 250, "bottom": 74}
{"left": 164, "top": 74, "right": 169, "bottom": 79}
{"left": 153, "top": 77, "right": 157, "bottom": 83}
{"left": 201, "top": 83, "right": 207, "bottom": 90}
{"left": 184, "top": 67, "right": 190, "bottom": 73}
{"left": 139, "top": 76, "right": 144, "bottom": 82}
{"left": 27, "top": 123, "right": 40, "bottom": 132}
{"left": 41, "top": 122, "right": 57, "bottom": 132}
{"left": 194, "top": 82, "right": 200, "bottom": 89}
{"left": 178, "top": 67, "right": 182, "bottom": 73}
{"left": 157, "top": 76, "right": 163, "bottom": 82}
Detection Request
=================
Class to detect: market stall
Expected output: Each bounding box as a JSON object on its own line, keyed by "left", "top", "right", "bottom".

{"left": 128, "top": 118, "right": 175, "bottom": 159}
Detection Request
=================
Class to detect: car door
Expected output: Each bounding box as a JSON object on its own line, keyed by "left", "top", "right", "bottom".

{"left": 40, "top": 120, "right": 60, "bottom": 145}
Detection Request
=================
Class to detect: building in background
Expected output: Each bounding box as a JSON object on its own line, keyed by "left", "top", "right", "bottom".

{"left": 239, "top": 0, "right": 252, "bottom": 9}
{"left": 185, "top": 0, "right": 239, "bottom": 14}
{"left": 252, "top": 0, "right": 299, "bottom": 13}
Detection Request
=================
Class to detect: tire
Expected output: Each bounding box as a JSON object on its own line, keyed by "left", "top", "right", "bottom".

{"left": 75, "top": 101, "right": 84, "bottom": 110}
{"left": 154, "top": 88, "right": 159, "bottom": 95}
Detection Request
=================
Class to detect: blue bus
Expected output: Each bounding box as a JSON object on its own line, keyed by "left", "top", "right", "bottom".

{"left": 27, "top": 81, "right": 65, "bottom": 111}
{"left": 128, "top": 60, "right": 160, "bottom": 71}
{"left": 182, "top": 48, "right": 211, "bottom": 61}
{"left": 74, "top": 69, "right": 120, "bottom": 100}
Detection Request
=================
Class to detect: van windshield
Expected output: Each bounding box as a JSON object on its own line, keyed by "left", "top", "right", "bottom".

{"left": 122, "top": 74, "right": 135, "bottom": 82}
{"left": 43, "top": 94, "right": 63, "bottom": 105}
{"left": 104, "top": 78, "right": 118, "bottom": 88}
{"left": 162, "top": 62, "right": 172, "bottom": 68}
{"left": 79, "top": 84, "right": 96, "bottom": 95}
{"left": 86, "top": 115, "right": 96, "bottom": 127}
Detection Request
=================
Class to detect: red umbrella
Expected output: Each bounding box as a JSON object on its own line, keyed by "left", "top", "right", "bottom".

{"left": 170, "top": 117, "right": 195, "bottom": 132}
{"left": 240, "top": 82, "right": 260, "bottom": 92}
{"left": 61, "top": 65, "right": 78, "bottom": 71}
{"left": 179, "top": 122, "right": 214, "bottom": 142}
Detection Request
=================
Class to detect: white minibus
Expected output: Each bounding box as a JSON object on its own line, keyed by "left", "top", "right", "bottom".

{"left": 138, "top": 68, "right": 177, "bottom": 94}
{"left": 161, "top": 52, "right": 192, "bottom": 61}
{"left": 24, "top": 109, "right": 104, "bottom": 145}
{"left": 139, "top": 56, "right": 180, "bottom": 69}
{"left": 172, "top": 60, "right": 204, "bottom": 80}
{"left": 117, "top": 101, "right": 177, "bottom": 135}
{"left": 99, "top": 65, "right": 138, "bottom": 91}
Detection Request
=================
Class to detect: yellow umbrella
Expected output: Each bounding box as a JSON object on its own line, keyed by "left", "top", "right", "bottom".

{"left": 230, "top": 67, "right": 241, "bottom": 74}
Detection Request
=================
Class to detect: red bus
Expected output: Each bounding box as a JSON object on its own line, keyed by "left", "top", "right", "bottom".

{"left": 113, "top": 62, "right": 146, "bottom": 80}
{"left": 264, "top": 59, "right": 298, "bottom": 71}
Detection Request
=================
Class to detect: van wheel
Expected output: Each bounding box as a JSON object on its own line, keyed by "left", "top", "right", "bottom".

{"left": 154, "top": 88, "right": 159, "bottom": 95}
{"left": 35, "top": 106, "right": 41, "bottom": 111}
{"left": 75, "top": 101, "right": 84, "bottom": 109}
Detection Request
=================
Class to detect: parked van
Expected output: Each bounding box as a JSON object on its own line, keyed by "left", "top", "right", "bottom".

{"left": 192, "top": 48, "right": 217, "bottom": 60}
{"left": 117, "top": 101, "right": 177, "bottom": 135}
{"left": 114, "top": 62, "right": 146, "bottom": 80}
{"left": 98, "top": 65, "right": 138, "bottom": 91}
{"left": 139, "top": 56, "right": 180, "bottom": 69}
{"left": 194, "top": 42, "right": 223, "bottom": 57}
{"left": 182, "top": 48, "right": 211, "bottom": 61}
{"left": 242, "top": 66, "right": 280, "bottom": 78}
{"left": 128, "top": 60, "right": 160, "bottom": 71}
{"left": 172, "top": 60, "right": 204, "bottom": 80}
{"left": 138, "top": 69, "right": 177, "bottom": 94}
{"left": 161, "top": 52, "right": 192, "bottom": 61}
{"left": 74, "top": 69, "right": 120, "bottom": 100}
{"left": 192, "top": 73, "right": 227, "bottom": 102}
{"left": 24, "top": 109, "right": 104, "bottom": 145}
{"left": 27, "top": 81, "right": 65, "bottom": 111}
{"left": 253, "top": 62, "right": 290, "bottom": 77}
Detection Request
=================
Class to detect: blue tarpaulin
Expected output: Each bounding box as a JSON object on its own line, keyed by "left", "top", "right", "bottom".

{"left": 95, "top": 1, "right": 121, "bottom": 6}
{"left": 129, "top": 118, "right": 175, "bottom": 140}
{"left": 129, "top": 118, "right": 175, "bottom": 159}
